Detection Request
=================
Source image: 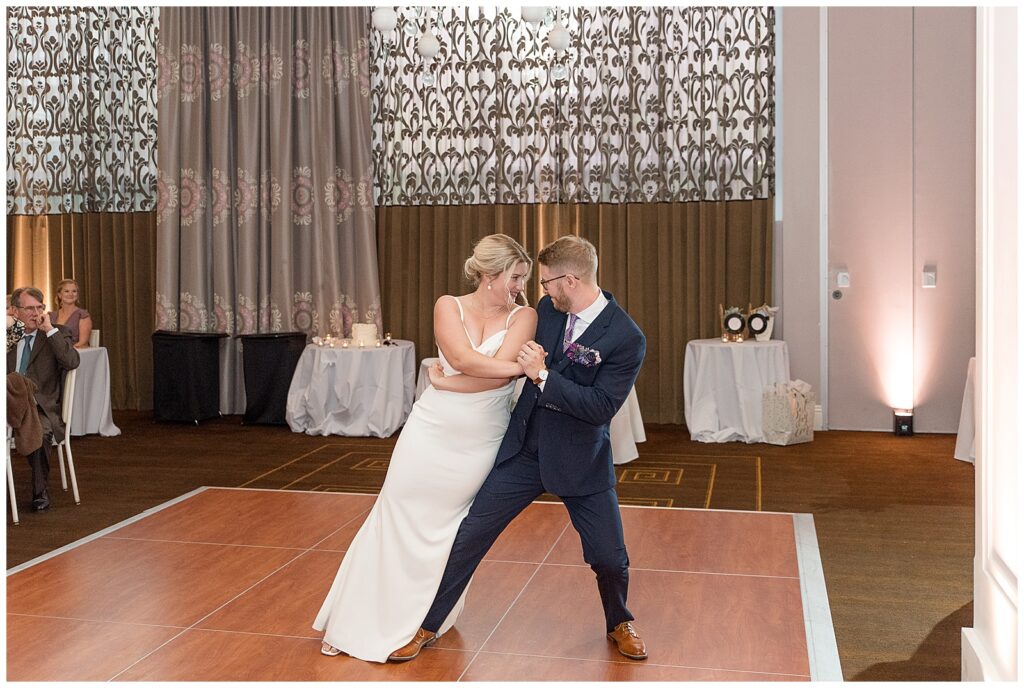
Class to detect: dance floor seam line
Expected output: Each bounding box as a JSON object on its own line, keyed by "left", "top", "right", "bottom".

{"left": 535, "top": 561, "right": 801, "bottom": 579}
{"left": 100, "top": 535, "right": 310, "bottom": 551}
{"left": 6, "top": 612, "right": 188, "bottom": 630}
{"left": 179, "top": 627, "right": 334, "bottom": 642}
{"left": 468, "top": 649, "right": 812, "bottom": 677}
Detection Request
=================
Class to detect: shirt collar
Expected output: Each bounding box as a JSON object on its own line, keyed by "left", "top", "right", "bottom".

{"left": 572, "top": 290, "right": 608, "bottom": 326}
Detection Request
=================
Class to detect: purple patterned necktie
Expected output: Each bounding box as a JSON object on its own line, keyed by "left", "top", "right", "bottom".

{"left": 563, "top": 313, "right": 578, "bottom": 352}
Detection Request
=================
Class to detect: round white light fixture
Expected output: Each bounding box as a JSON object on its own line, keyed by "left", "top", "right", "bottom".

{"left": 417, "top": 31, "right": 441, "bottom": 59}
{"left": 521, "top": 6, "right": 547, "bottom": 24}
{"left": 547, "top": 21, "right": 570, "bottom": 52}
{"left": 371, "top": 7, "right": 398, "bottom": 33}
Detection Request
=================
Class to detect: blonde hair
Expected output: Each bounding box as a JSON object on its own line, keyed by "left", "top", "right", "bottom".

{"left": 537, "top": 235, "right": 598, "bottom": 281}
{"left": 55, "top": 278, "right": 80, "bottom": 308}
{"left": 463, "top": 234, "right": 532, "bottom": 302}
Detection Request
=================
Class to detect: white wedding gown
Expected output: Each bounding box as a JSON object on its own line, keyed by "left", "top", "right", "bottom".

{"left": 312, "top": 299, "right": 521, "bottom": 662}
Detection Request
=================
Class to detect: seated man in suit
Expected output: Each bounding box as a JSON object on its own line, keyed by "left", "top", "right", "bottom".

{"left": 6, "top": 286, "right": 80, "bottom": 511}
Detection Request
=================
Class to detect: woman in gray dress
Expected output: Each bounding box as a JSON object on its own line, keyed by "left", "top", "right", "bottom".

{"left": 49, "top": 279, "right": 93, "bottom": 348}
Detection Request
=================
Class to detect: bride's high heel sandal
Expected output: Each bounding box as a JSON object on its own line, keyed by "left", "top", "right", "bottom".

{"left": 321, "top": 641, "right": 342, "bottom": 657}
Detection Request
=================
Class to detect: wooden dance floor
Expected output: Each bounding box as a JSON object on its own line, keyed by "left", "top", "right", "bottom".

{"left": 6, "top": 487, "right": 841, "bottom": 681}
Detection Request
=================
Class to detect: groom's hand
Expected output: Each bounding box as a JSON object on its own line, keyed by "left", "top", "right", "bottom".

{"left": 518, "top": 341, "right": 546, "bottom": 379}
{"left": 427, "top": 361, "right": 450, "bottom": 390}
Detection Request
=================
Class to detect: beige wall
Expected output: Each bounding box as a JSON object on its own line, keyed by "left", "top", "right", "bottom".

{"left": 911, "top": 7, "right": 977, "bottom": 432}
{"left": 778, "top": 7, "right": 823, "bottom": 400}
{"left": 780, "top": 7, "right": 976, "bottom": 432}
{"left": 828, "top": 7, "right": 917, "bottom": 430}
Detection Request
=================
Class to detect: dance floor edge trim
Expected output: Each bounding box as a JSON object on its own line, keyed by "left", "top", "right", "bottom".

{"left": 7, "top": 486, "right": 843, "bottom": 681}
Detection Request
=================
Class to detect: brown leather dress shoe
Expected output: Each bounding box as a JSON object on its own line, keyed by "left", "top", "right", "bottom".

{"left": 387, "top": 628, "right": 437, "bottom": 662}
{"left": 607, "top": 621, "right": 647, "bottom": 660}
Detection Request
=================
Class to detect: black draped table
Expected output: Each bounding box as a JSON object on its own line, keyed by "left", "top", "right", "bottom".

{"left": 239, "top": 332, "right": 308, "bottom": 425}
{"left": 152, "top": 330, "right": 228, "bottom": 423}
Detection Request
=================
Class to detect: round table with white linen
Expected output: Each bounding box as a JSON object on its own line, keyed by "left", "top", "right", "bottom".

{"left": 416, "top": 356, "right": 646, "bottom": 464}
{"left": 683, "top": 338, "right": 791, "bottom": 443}
{"left": 287, "top": 340, "right": 415, "bottom": 438}
{"left": 70, "top": 346, "right": 121, "bottom": 437}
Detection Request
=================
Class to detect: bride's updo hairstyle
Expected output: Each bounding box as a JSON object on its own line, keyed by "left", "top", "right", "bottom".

{"left": 464, "top": 234, "right": 533, "bottom": 305}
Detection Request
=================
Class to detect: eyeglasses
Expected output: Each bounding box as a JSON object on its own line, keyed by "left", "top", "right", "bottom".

{"left": 540, "top": 274, "right": 573, "bottom": 288}
{"left": 16, "top": 304, "right": 45, "bottom": 312}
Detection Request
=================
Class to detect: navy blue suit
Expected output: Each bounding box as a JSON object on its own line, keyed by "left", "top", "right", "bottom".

{"left": 422, "top": 291, "right": 646, "bottom": 633}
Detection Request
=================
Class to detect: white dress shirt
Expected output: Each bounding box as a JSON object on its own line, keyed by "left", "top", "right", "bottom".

{"left": 538, "top": 291, "right": 608, "bottom": 391}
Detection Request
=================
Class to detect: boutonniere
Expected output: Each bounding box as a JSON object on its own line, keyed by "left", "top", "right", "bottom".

{"left": 565, "top": 342, "right": 602, "bottom": 367}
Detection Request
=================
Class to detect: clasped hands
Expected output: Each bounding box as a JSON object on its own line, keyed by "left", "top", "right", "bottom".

{"left": 516, "top": 340, "right": 546, "bottom": 379}
{"left": 427, "top": 341, "right": 547, "bottom": 390}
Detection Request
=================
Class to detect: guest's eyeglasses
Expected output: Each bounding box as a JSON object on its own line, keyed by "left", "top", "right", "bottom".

{"left": 540, "top": 274, "right": 574, "bottom": 289}
{"left": 16, "top": 305, "right": 45, "bottom": 312}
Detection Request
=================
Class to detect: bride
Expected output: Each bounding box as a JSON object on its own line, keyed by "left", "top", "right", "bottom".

{"left": 313, "top": 234, "right": 538, "bottom": 662}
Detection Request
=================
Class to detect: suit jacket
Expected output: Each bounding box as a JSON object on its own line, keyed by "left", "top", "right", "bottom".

{"left": 7, "top": 372, "right": 43, "bottom": 455}
{"left": 496, "top": 292, "right": 646, "bottom": 496}
{"left": 6, "top": 325, "right": 80, "bottom": 442}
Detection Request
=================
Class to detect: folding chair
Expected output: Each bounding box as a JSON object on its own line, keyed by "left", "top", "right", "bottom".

{"left": 6, "top": 427, "right": 18, "bottom": 525}
{"left": 54, "top": 369, "right": 80, "bottom": 505}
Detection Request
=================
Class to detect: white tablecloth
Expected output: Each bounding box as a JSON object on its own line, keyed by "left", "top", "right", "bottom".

{"left": 287, "top": 340, "right": 415, "bottom": 438}
{"left": 417, "top": 356, "right": 645, "bottom": 464}
{"left": 954, "top": 357, "right": 976, "bottom": 463}
{"left": 70, "top": 346, "right": 121, "bottom": 437}
{"left": 683, "top": 338, "right": 791, "bottom": 443}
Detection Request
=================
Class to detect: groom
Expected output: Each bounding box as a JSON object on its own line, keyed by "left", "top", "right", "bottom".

{"left": 390, "top": 235, "right": 648, "bottom": 662}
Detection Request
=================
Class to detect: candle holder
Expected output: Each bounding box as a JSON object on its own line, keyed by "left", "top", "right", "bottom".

{"left": 341, "top": 339, "right": 349, "bottom": 349}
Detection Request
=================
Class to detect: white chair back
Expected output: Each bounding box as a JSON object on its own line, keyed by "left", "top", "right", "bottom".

{"left": 89, "top": 329, "right": 99, "bottom": 347}
{"left": 6, "top": 426, "right": 18, "bottom": 525}
{"left": 55, "top": 368, "right": 82, "bottom": 505}
{"left": 61, "top": 368, "right": 78, "bottom": 427}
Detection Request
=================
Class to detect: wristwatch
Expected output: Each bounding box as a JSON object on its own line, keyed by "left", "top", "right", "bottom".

{"left": 532, "top": 368, "right": 548, "bottom": 386}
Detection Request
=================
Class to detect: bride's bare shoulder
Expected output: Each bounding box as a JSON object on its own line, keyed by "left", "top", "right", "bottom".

{"left": 510, "top": 305, "right": 538, "bottom": 324}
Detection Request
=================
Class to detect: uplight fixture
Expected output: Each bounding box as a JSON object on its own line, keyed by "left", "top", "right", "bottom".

{"left": 893, "top": 408, "right": 914, "bottom": 436}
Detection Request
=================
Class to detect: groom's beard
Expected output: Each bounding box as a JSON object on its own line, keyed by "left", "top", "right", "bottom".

{"left": 549, "top": 291, "right": 570, "bottom": 313}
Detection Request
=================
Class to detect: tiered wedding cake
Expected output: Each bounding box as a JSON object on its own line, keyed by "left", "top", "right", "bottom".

{"left": 351, "top": 323, "right": 378, "bottom": 344}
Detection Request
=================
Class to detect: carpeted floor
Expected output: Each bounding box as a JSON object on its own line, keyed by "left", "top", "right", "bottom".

{"left": 5, "top": 411, "right": 974, "bottom": 681}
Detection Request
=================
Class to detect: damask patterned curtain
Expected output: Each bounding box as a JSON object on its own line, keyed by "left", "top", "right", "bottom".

{"left": 371, "top": 6, "right": 774, "bottom": 205}
{"left": 6, "top": 6, "right": 157, "bottom": 214}
{"left": 157, "top": 7, "right": 381, "bottom": 413}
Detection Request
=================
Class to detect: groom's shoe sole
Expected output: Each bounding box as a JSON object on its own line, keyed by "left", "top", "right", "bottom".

{"left": 387, "top": 629, "right": 437, "bottom": 662}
